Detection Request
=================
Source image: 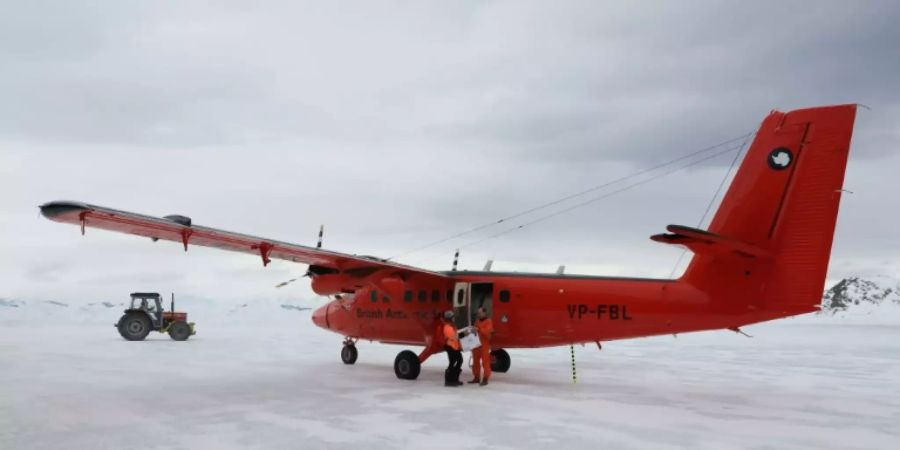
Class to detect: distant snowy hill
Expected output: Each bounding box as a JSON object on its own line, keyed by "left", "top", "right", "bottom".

{"left": 0, "top": 294, "right": 324, "bottom": 326}
{"left": 3, "top": 277, "right": 900, "bottom": 326}
{"left": 818, "top": 276, "right": 900, "bottom": 322}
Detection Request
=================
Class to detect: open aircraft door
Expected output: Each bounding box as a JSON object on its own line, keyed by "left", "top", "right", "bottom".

{"left": 453, "top": 282, "right": 493, "bottom": 331}
{"left": 453, "top": 282, "right": 471, "bottom": 330}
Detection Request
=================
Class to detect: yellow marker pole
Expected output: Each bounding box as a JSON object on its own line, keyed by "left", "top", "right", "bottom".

{"left": 570, "top": 344, "right": 577, "bottom": 384}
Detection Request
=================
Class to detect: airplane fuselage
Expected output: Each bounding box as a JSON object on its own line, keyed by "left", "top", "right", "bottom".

{"left": 311, "top": 271, "right": 789, "bottom": 350}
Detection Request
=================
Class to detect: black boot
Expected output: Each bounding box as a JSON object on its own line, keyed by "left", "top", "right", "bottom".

{"left": 453, "top": 368, "right": 464, "bottom": 386}
{"left": 444, "top": 369, "right": 459, "bottom": 387}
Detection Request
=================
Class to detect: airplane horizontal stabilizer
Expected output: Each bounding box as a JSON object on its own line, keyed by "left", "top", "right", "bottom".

{"left": 650, "top": 224, "right": 770, "bottom": 259}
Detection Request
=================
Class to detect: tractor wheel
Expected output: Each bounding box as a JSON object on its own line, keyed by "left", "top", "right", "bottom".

{"left": 168, "top": 321, "right": 192, "bottom": 341}
{"left": 117, "top": 312, "right": 151, "bottom": 341}
{"left": 341, "top": 344, "right": 358, "bottom": 365}
{"left": 491, "top": 349, "right": 511, "bottom": 373}
{"left": 394, "top": 350, "right": 421, "bottom": 380}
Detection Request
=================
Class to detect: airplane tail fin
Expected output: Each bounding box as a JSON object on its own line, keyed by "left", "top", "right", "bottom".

{"left": 670, "top": 105, "right": 857, "bottom": 315}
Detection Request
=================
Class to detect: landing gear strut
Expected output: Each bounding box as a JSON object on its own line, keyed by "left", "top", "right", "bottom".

{"left": 341, "top": 337, "right": 358, "bottom": 365}
{"left": 394, "top": 350, "right": 421, "bottom": 380}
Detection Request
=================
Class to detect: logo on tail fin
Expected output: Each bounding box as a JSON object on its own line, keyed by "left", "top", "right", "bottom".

{"left": 768, "top": 147, "right": 793, "bottom": 170}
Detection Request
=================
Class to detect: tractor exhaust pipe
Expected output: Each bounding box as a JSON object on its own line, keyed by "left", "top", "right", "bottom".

{"left": 171, "top": 292, "right": 175, "bottom": 313}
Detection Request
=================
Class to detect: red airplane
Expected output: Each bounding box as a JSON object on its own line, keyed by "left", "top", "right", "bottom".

{"left": 40, "top": 104, "right": 857, "bottom": 380}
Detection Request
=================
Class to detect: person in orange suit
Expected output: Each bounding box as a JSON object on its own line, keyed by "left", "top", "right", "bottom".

{"left": 442, "top": 310, "right": 463, "bottom": 387}
{"left": 468, "top": 307, "right": 495, "bottom": 386}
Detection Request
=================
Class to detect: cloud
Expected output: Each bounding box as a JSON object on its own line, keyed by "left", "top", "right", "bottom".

{"left": 2, "top": 1, "right": 899, "bottom": 302}
{"left": 26, "top": 261, "right": 70, "bottom": 282}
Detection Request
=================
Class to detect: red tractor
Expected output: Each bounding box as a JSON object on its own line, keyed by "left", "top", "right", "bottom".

{"left": 116, "top": 292, "right": 196, "bottom": 341}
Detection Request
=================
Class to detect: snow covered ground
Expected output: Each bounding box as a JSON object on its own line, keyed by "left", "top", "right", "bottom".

{"left": 2, "top": 306, "right": 899, "bottom": 449}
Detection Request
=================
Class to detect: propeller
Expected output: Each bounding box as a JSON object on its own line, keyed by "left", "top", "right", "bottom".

{"left": 275, "top": 225, "right": 324, "bottom": 288}
{"left": 275, "top": 269, "right": 314, "bottom": 288}
{"left": 275, "top": 277, "right": 300, "bottom": 288}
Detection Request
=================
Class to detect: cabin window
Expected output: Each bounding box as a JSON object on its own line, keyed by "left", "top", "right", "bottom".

{"left": 499, "top": 290, "right": 510, "bottom": 303}
{"left": 456, "top": 290, "right": 465, "bottom": 304}
{"left": 382, "top": 295, "right": 390, "bottom": 303}
{"left": 418, "top": 290, "right": 427, "bottom": 303}
{"left": 404, "top": 290, "right": 413, "bottom": 303}
{"left": 370, "top": 291, "right": 378, "bottom": 303}
{"left": 431, "top": 290, "right": 440, "bottom": 303}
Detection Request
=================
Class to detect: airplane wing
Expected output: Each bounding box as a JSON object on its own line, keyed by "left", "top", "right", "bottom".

{"left": 39, "top": 201, "right": 447, "bottom": 287}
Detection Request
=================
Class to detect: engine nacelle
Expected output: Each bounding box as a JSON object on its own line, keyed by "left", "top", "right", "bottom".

{"left": 310, "top": 273, "right": 362, "bottom": 296}
{"left": 373, "top": 276, "right": 405, "bottom": 299}
{"left": 309, "top": 270, "right": 407, "bottom": 298}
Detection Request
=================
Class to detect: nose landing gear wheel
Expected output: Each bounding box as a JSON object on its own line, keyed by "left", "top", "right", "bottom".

{"left": 490, "top": 349, "right": 511, "bottom": 373}
{"left": 394, "top": 350, "right": 421, "bottom": 380}
{"left": 341, "top": 344, "right": 358, "bottom": 365}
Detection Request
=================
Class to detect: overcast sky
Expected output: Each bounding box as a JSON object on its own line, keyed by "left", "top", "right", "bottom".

{"left": 2, "top": 1, "right": 899, "bottom": 304}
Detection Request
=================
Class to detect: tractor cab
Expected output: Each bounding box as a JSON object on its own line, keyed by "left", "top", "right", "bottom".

{"left": 128, "top": 292, "right": 164, "bottom": 327}
{"left": 116, "top": 292, "right": 195, "bottom": 341}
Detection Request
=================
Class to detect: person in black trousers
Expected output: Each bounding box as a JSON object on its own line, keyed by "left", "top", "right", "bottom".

{"left": 441, "top": 310, "right": 464, "bottom": 386}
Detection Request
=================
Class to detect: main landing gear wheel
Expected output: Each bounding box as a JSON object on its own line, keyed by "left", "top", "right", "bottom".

{"left": 341, "top": 344, "right": 358, "bottom": 365}
{"left": 394, "top": 350, "right": 421, "bottom": 380}
{"left": 491, "top": 349, "right": 511, "bottom": 373}
{"left": 117, "top": 312, "right": 151, "bottom": 341}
